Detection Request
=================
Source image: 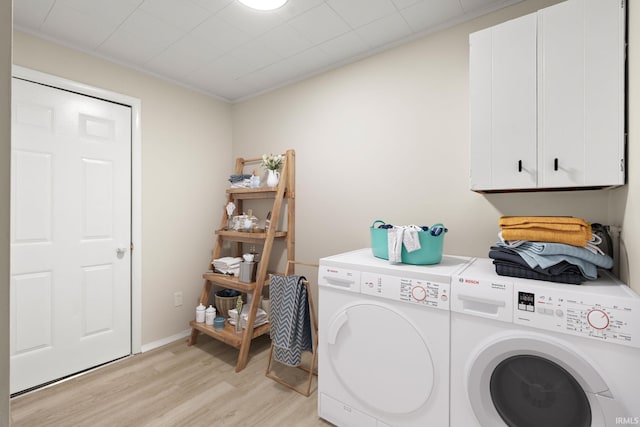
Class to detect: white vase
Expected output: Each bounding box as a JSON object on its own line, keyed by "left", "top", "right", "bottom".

{"left": 266, "top": 169, "right": 280, "bottom": 187}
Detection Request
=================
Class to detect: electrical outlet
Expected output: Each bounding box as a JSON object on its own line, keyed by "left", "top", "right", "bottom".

{"left": 173, "top": 292, "right": 183, "bottom": 307}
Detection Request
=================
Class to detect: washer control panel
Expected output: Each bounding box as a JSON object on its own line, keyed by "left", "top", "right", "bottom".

{"left": 514, "top": 283, "right": 640, "bottom": 349}
{"left": 360, "top": 271, "right": 450, "bottom": 310}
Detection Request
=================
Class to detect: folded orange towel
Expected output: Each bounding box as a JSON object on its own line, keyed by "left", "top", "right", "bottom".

{"left": 499, "top": 216, "right": 592, "bottom": 247}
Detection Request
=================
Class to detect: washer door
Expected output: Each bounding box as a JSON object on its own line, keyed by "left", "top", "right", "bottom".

{"left": 327, "top": 302, "right": 435, "bottom": 415}
{"left": 465, "top": 332, "right": 612, "bottom": 427}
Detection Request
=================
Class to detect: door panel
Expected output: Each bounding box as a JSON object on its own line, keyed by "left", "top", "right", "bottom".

{"left": 10, "top": 78, "right": 132, "bottom": 394}
{"left": 469, "top": 13, "right": 537, "bottom": 190}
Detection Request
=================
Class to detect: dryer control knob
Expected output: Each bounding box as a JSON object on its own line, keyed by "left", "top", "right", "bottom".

{"left": 411, "top": 286, "right": 426, "bottom": 301}
{"left": 555, "top": 309, "right": 564, "bottom": 317}
{"left": 587, "top": 309, "right": 610, "bottom": 330}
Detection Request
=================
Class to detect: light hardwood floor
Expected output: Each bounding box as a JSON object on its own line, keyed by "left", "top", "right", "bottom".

{"left": 11, "top": 335, "right": 331, "bottom": 426}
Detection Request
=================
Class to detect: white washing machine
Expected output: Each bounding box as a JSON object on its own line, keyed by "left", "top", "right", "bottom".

{"left": 450, "top": 257, "right": 640, "bottom": 427}
{"left": 318, "top": 248, "right": 473, "bottom": 426}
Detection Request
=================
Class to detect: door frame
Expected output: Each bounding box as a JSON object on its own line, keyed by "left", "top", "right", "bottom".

{"left": 12, "top": 65, "right": 142, "bottom": 354}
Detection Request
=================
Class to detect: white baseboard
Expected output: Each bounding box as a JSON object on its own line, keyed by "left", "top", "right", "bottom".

{"left": 140, "top": 329, "right": 191, "bottom": 353}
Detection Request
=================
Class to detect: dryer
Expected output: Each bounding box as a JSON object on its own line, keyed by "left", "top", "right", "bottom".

{"left": 318, "top": 248, "right": 472, "bottom": 427}
{"left": 450, "top": 257, "right": 640, "bottom": 427}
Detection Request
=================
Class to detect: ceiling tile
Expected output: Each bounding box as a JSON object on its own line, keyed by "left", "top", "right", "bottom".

{"left": 252, "top": 46, "right": 331, "bottom": 89}
{"left": 145, "top": 34, "right": 224, "bottom": 78}
{"left": 276, "top": 0, "right": 326, "bottom": 21}
{"left": 139, "top": 0, "right": 211, "bottom": 32}
{"left": 40, "top": 3, "right": 115, "bottom": 50}
{"left": 229, "top": 40, "right": 282, "bottom": 74}
{"left": 57, "top": 0, "right": 143, "bottom": 26}
{"left": 190, "top": 15, "right": 252, "bottom": 54}
{"left": 279, "top": 46, "right": 332, "bottom": 76}
{"left": 12, "top": 0, "right": 54, "bottom": 29}
{"left": 400, "top": 0, "right": 462, "bottom": 33}
{"left": 327, "top": 0, "right": 397, "bottom": 29}
{"left": 460, "top": 0, "right": 520, "bottom": 14}
{"left": 288, "top": 3, "right": 350, "bottom": 45}
{"left": 318, "top": 32, "right": 370, "bottom": 63}
{"left": 391, "top": 0, "right": 423, "bottom": 10}
{"left": 203, "top": 54, "right": 248, "bottom": 80}
{"left": 192, "top": 0, "right": 233, "bottom": 14}
{"left": 355, "top": 13, "right": 412, "bottom": 49}
{"left": 98, "top": 10, "right": 184, "bottom": 65}
{"left": 260, "top": 24, "right": 313, "bottom": 58}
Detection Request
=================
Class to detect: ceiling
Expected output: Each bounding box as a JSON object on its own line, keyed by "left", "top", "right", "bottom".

{"left": 14, "top": 0, "right": 522, "bottom": 102}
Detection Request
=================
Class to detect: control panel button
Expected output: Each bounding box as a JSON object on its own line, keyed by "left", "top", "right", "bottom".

{"left": 555, "top": 309, "right": 564, "bottom": 317}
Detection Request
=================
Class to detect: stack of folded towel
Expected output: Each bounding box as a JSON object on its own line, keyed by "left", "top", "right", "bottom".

{"left": 489, "top": 216, "right": 613, "bottom": 284}
{"left": 228, "top": 174, "right": 253, "bottom": 188}
{"left": 212, "top": 257, "right": 242, "bottom": 276}
{"left": 228, "top": 305, "right": 269, "bottom": 329}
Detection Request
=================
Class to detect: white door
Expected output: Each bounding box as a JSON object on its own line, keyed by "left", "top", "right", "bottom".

{"left": 10, "top": 78, "right": 131, "bottom": 394}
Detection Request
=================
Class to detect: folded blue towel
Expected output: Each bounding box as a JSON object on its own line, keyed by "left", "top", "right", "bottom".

{"left": 507, "top": 241, "right": 613, "bottom": 269}
{"left": 269, "top": 275, "right": 312, "bottom": 367}
{"left": 495, "top": 241, "right": 611, "bottom": 280}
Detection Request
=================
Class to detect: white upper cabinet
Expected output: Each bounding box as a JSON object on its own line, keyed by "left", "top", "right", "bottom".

{"left": 469, "top": 0, "right": 625, "bottom": 192}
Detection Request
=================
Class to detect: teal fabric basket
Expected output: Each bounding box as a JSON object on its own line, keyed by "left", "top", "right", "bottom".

{"left": 370, "top": 220, "right": 446, "bottom": 265}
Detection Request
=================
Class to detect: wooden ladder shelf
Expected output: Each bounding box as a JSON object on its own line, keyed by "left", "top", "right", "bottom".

{"left": 188, "top": 149, "right": 296, "bottom": 372}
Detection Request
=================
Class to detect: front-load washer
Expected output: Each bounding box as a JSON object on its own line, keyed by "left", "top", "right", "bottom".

{"left": 450, "top": 257, "right": 640, "bottom": 427}
{"left": 318, "top": 248, "right": 473, "bottom": 426}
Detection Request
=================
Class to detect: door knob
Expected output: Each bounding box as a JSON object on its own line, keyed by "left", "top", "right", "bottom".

{"left": 116, "top": 247, "right": 127, "bottom": 256}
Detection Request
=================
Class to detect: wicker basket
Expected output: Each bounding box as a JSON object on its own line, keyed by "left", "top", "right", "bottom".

{"left": 215, "top": 291, "right": 242, "bottom": 319}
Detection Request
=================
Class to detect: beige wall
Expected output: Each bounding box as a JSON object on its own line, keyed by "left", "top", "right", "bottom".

{"left": 232, "top": 0, "right": 638, "bottom": 292}
{"left": 1, "top": 0, "right": 10, "bottom": 424}
{"left": 12, "top": 32, "right": 234, "bottom": 345}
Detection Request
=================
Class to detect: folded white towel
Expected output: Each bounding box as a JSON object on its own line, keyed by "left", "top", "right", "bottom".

{"left": 229, "top": 306, "right": 269, "bottom": 328}
{"left": 213, "top": 257, "right": 242, "bottom": 274}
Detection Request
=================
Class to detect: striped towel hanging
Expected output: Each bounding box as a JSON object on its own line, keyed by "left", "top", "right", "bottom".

{"left": 269, "top": 274, "right": 312, "bottom": 367}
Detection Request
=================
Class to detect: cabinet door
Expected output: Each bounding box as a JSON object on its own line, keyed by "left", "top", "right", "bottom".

{"left": 469, "top": 13, "right": 537, "bottom": 191}
{"left": 539, "top": 0, "right": 625, "bottom": 188}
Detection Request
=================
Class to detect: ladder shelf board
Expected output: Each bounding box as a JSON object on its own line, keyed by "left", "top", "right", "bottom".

{"left": 226, "top": 187, "right": 292, "bottom": 200}
{"left": 202, "top": 273, "right": 271, "bottom": 293}
{"left": 189, "top": 320, "right": 270, "bottom": 349}
{"left": 215, "top": 230, "right": 287, "bottom": 242}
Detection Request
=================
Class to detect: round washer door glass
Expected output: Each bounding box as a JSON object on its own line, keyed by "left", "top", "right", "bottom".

{"left": 490, "top": 355, "right": 591, "bottom": 427}
{"left": 327, "top": 303, "right": 435, "bottom": 414}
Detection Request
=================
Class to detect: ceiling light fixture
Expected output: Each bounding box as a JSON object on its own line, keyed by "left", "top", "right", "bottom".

{"left": 237, "top": 0, "right": 288, "bottom": 11}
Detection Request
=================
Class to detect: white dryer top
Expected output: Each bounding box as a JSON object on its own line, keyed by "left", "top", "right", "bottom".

{"left": 319, "top": 248, "right": 473, "bottom": 282}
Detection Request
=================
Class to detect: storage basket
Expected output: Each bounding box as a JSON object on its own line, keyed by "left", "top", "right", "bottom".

{"left": 214, "top": 289, "right": 242, "bottom": 319}
{"left": 370, "top": 220, "right": 446, "bottom": 265}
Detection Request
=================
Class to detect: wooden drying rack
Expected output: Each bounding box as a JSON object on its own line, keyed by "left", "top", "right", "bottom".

{"left": 265, "top": 260, "right": 319, "bottom": 397}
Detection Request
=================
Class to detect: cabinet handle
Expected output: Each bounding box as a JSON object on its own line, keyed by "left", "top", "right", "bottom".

{"left": 518, "top": 160, "right": 522, "bottom": 172}
{"left": 554, "top": 158, "right": 559, "bottom": 171}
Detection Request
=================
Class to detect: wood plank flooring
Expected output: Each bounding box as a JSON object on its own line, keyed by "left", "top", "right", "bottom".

{"left": 10, "top": 335, "right": 331, "bottom": 427}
